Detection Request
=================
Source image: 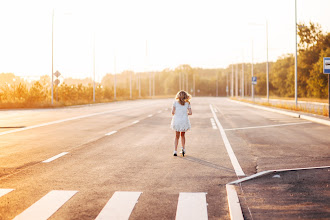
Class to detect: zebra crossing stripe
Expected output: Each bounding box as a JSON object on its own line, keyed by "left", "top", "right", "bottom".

{"left": 95, "top": 191, "right": 142, "bottom": 220}
{"left": 175, "top": 192, "right": 208, "bottom": 220}
{"left": 0, "top": 189, "right": 14, "bottom": 198}
{"left": 13, "top": 190, "right": 77, "bottom": 220}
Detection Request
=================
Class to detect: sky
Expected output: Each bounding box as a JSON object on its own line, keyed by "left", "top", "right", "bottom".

{"left": 0, "top": 0, "right": 330, "bottom": 81}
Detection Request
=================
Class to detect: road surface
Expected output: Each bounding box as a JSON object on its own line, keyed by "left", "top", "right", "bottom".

{"left": 0, "top": 98, "right": 329, "bottom": 219}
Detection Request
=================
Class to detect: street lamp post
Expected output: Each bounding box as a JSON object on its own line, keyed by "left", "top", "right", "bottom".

{"left": 252, "top": 40, "right": 254, "bottom": 101}
{"left": 114, "top": 56, "right": 116, "bottom": 100}
{"left": 51, "top": 9, "right": 54, "bottom": 105}
{"left": 295, "top": 0, "right": 298, "bottom": 107}
{"left": 266, "top": 20, "right": 269, "bottom": 102}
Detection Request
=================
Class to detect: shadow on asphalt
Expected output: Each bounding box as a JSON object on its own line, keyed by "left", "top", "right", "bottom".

{"left": 179, "top": 155, "right": 235, "bottom": 174}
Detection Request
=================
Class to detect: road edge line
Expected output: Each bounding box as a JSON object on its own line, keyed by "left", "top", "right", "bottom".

{"left": 210, "top": 104, "right": 245, "bottom": 177}
{"left": 226, "top": 184, "right": 244, "bottom": 220}
{"left": 229, "top": 99, "right": 330, "bottom": 127}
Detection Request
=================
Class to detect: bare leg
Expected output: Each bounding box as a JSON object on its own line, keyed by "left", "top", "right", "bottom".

{"left": 174, "top": 131, "right": 180, "bottom": 151}
{"left": 181, "top": 132, "right": 185, "bottom": 149}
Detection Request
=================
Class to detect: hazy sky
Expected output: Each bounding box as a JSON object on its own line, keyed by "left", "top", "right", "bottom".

{"left": 0, "top": 0, "right": 329, "bottom": 80}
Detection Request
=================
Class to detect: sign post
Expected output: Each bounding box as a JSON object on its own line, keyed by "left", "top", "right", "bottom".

{"left": 323, "top": 57, "right": 330, "bottom": 118}
{"left": 252, "top": 76, "right": 257, "bottom": 101}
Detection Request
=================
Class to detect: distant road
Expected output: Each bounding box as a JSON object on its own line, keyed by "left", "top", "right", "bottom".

{"left": 0, "top": 98, "right": 329, "bottom": 219}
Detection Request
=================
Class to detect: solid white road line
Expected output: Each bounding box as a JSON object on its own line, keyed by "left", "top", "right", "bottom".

{"left": 0, "top": 104, "right": 153, "bottom": 137}
{"left": 95, "top": 191, "right": 142, "bottom": 220}
{"left": 226, "top": 185, "right": 244, "bottom": 220}
{"left": 224, "top": 121, "right": 312, "bottom": 131}
{"left": 0, "top": 189, "right": 14, "bottom": 198}
{"left": 210, "top": 118, "right": 217, "bottom": 129}
{"left": 13, "top": 190, "right": 77, "bottom": 220}
{"left": 210, "top": 105, "right": 245, "bottom": 177}
{"left": 175, "top": 192, "right": 208, "bottom": 220}
{"left": 42, "top": 152, "right": 69, "bottom": 163}
{"left": 148, "top": 114, "right": 153, "bottom": 117}
{"left": 132, "top": 120, "right": 139, "bottom": 124}
{"left": 105, "top": 131, "right": 117, "bottom": 136}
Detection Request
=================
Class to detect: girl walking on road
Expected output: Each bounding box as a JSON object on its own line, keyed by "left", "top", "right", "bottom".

{"left": 171, "top": 90, "right": 192, "bottom": 157}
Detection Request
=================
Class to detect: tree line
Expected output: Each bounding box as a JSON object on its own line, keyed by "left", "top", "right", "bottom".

{"left": 0, "top": 22, "right": 329, "bottom": 108}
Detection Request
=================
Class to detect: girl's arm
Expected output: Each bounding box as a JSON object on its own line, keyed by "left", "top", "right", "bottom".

{"left": 172, "top": 107, "right": 176, "bottom": 115}
{"left": 188, "top": 107, "right": 192, "bottom": 115}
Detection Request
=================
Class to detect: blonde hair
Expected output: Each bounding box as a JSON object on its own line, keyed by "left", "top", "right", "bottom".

{"left": 175, "top": 90, "right": 191, "bottom": 105}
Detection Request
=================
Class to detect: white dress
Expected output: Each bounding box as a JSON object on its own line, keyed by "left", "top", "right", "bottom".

{"left": 171, "top": 101, "right": 191, "bottom": 132}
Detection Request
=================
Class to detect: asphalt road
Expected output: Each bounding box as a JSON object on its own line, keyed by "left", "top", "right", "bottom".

{"left": 0, "top": 97, "right": 329, "bottom": 219}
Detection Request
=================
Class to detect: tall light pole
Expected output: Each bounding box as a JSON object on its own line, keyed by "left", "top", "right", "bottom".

{"left": 242, "top": 51, "right": 244, "bottom": 98}
{"left": 93, "top": 33, "right": 95, "bottom": 102}
{"left": 231, "top": 64, "right": 234, "bottom": 97}
{"left": 235, "top": 63, "right": 238, "bottom": 97}
{"left": 295, "top": 0, "right": 298, "bottom": 107}
{"left": 193, "top": 73, "right": 195, "bottom": 96}
{"left": 252, "top": 40, "right": 254, "bottom": 101}
{"left": 266, "top": 20, "right": 269, "bottom": 102}
{"left": 249, "top": 21, "right": 269, "bottom": 101}
{"left": 114, "top": 55, "right": 116, "bottom": 100}
{"left": 51, "top": 9, "right": 54, "bottom": 105}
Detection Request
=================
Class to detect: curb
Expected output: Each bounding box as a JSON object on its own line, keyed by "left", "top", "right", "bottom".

{"left": 229, "top": 99, "right": 330, "bottom": 126}
{"left": 226, "top": 184, "right": 244, "bottom": 220}
{"left": 226, "top": 166, "right": 330, "bottom": 220}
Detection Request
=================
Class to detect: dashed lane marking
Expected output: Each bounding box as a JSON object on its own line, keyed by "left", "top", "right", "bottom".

{"left": 210, "top": 104, "right": 245, "bottom": 177}
{"left": 0, "top": 189, "right": 14, "bottom": 198}
{"left": 210, "top": 118, "right": 217, "bottom": 129}
{"left": 132, "top": 120, "right": 139, "bottom": 124}
{"left": 157, "top": 110, "right": 162, "bottom": 113}
{"left": 42, "top": 152, "right": 69, "bottom": 163}
{"left": 148, "top": 114, "right": 153, "bottom": 117}
{"left": 224, "top": 121, "right": 312, "bottom": 131}
{"left": 0, "top": 104, "right": 155, "bottom": 137}
{"left": 13, "top": 190, "right": 77, "bottom": 220}
{"left": 95, "top": 191, "right": 142, "bottom": 220}
{"left": 175, "top": 192, "right": 208, "bottom": 220}
{"left": 105, "top": 131, "right": 117, "bottom": 136}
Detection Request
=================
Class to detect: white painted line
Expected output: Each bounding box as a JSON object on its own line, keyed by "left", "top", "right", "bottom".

{"left": 210, "top": 105, "right": 245, "bottom": 177}
{"left": 214, "top": 108, "right": 218, "bottom": 113}
{"left": 157, "top": 110, "right": 162, "bottom": 113}
{"left": 226, "top": 185, "right": 244, "bottom": 220}
{"left": 148, "top": 114, "right": 153, "bottom": 117}
{"left": 42, "top": 152, "right": 69, "bottom": 163}
{"left": 13, "top": 190, "right": 77, "bottom": 220}
{"left": 105, "top": 131, "right": 117, "bottom": 136}
{"left": 175, "top": 192, "right": 208, "bottom": 220}
{"left": 0, "top": 104, "right": 154, "bottom": 137}
{"left": 224, "top": 121, "right": 312, "bottom": 131}
{"left": 95, "top": 191, "right": 141, "bottom": 220}
{"left": 210, "top": 118, "right": 217, "bottom": 129}
{"left": 132, "top": 120, "right": 139, "bottom": 124}
{"left": 0, "top": 189, "right": 14, "bottom": 198}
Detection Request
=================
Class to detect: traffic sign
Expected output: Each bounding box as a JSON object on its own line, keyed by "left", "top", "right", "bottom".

{"left": 54, "top": 79, "right": 60, "bottom": 86}
{"left": 323, "top": 57, "right": 330, "bottom": 74}
{"left": 54, "top": 70, "right": 61, "bottom": 78}
{"left": 252, "top": 76, "right": 257, "bottom": 85}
